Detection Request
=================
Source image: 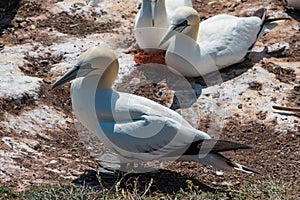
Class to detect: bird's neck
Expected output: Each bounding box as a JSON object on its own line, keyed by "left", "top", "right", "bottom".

{"left": 138, "top": 1, "right": 153, "bottom": 27}
{"left": 157, "top": 0, "right": 166, "bottom": 7}
{"left": 140, "top": 0, "right": 168, "bottom": 27}
{"left": 97, "top": 61, "right": 119, "bottom": 90}
{"left": 155, "top": 0, "right": 168, "bottom": 27}
{"left": 185, "top": 23, "right": 199, "bottom": 41}
{"left": 141, "top": 1, "right": 152, "bottom": 14}
{"left": 184, "top": 0, "right": 192, "bottom": 7}
{"left": 79, "top": 61, "right": 119, "bottom": 91}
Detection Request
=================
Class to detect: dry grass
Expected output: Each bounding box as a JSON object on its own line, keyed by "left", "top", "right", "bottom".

{"left": 1, "top": 175, "right": 298, "bottom": 200}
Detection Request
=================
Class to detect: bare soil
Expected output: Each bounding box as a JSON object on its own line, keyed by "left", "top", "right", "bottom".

{"left": 0, "top": 0, "right": 299, "bottom": 194}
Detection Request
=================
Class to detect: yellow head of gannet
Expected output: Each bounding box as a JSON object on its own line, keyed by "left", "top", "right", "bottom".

{"left": 159, "top": 6, "right": 199, "bottom": 46}
{"left": 53, "top": 47, "right": 119, "bottom": 90}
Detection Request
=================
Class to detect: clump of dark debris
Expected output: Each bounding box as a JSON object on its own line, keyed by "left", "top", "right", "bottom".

{"left": 20, "top": 54, "right": 64, "bottom": 78}
{"left": 0, "top": 92, "right": 39, "bottom": 119}
{"left": 261, "top": 61, "right": 296, "bottom": 83}
{"left": 41, "top": 83, "right": 72, "bottom": 117}
{"left": 287, "top": 85, "right": 300, "bottom": 107}
{"left": 132, "top": 81, "right": 174, "bottom": 107}
{"left": 283, "top": 34, "right": 300, "bottom": 62}
{"left": 0, "top": 0, "right": 121, "bottom": 46}
{"left": 0, "top": 0, "right": 19, "bottom": 34}
{"left": 36, "top": 12, "right": 121, "bottom": 36}
{"left": 248, "top": 81, "right": 263, "bottom": 91}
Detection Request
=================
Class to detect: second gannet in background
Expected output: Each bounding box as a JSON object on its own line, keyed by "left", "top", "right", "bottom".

{"left": 134, "top": 0, "right": 193, "bottom": 50}
{"left": 134, "top": 0, "right": 168, "bottom": 28}
{"left": 134, "top": 0, "right": 194, "bottom": 28}
{"left": 159, "top": 7, "right": 268, "bottom": 77}
{"left": 53, "top": 46, "right": 259, "bottom": 174}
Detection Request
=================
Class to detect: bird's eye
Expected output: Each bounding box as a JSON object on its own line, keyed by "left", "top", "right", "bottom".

{"left": 179, "top": 20, "right": 188, "bottom": 27}
{"left": 174, "top": 20, "right": 189, "bottom": 32}
{"left": 80, "top": 63, "right": 92, "bottom": 69}
{"left": 174, "top": 20, "right": 188, "bottom": 28}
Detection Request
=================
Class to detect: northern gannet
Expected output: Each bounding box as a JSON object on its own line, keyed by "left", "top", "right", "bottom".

{"left": 53, "top": 46, "right": 258, "bottom": 174}
{"left": 134, "top": 0, "right": 193, "bottom": 50}
{"left": 159, "top": 7, "right": 267, "bottom": 77}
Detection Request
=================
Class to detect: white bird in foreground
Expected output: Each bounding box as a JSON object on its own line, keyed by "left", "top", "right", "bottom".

{"left": 134, "top": 0, "right": 193, "bottom": 50}
{"left": 53, "top": 46, "right": 259, "bottom": 174}
{"left": 159, "top": 7, "right": 268, "bottom": 77}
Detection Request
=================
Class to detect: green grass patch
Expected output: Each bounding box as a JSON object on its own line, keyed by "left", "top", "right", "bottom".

{"left": 1, "top": 178, "right": 298, "bottom": 200}
{"left": 21, "top": 185, "right": 104, "bottom": 200}
{"left": 0, "top": 186, "right": 19, "bottom": 200}
{"left": 228, "top": 179, "right": 299, "bottom": 200}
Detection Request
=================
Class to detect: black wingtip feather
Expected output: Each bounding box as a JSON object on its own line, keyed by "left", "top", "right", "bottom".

{"left": 184, "top": 139, "right": 252, "bottom": 155}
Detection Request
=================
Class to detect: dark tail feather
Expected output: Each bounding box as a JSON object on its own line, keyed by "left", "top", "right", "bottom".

{"left": 249, "top": 8, "right": 290, "bottom": 51}
{"left": 181, "top": 139, "right": 259, "bottom": 174}
{"left": 186, "top": 153, "right": 260, "bottom": 174}
{"left": 183, "top": 139, "right": 251, "bottom": 155}
{"left": 248, "top": 8, "right": 267, "bottom": 50}
{"left": 264, "top": 17, "right": 291, "bottom": 23}
{"left": 253, "top": 8, "right": 267, "bottom": 22}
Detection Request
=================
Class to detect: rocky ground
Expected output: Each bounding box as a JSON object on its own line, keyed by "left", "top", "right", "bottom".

{"left": 0, "top": 0, "right": 299, "bottom": 194}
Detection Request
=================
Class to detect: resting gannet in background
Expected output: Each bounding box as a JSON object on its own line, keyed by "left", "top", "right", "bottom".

{"left": 53, "top": 46, "right": 258, "bottom": 174}
{"left": 134, "top": 0, "right": 193, "bottom": 50}
{"left": 159, "top": 7, "right": 268, "bottom": 77}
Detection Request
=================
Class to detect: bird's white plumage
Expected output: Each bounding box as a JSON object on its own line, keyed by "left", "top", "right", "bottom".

{"left": 134, "top": 0, "right": 193, "bottom": 50}
{"left": 67, "top": 47, "right": 210, "bottom": 162}
{"left": 162, "top": 7, "right": 264, "bottom": 77}
{"left": 53, "top": 46, "right": 258, "bottom": 173}
{"left": 71, "top": 77, "right": 209, "bottom": 161}
{"left": 134, "top": 0, "right": 193, "bottom": 28}
{"left": 198, "top": 14, "right": 262, "bottom": 68}
{"left": 165, "top": 0, "right": 193, "bottom": 19}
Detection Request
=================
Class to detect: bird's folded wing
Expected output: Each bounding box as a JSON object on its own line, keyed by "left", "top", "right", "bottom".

{"left": 199, "top": 16, "right": 261, "bottom": 67}
{"left": 99, "top": 114, "right": 209, "bottom": 161}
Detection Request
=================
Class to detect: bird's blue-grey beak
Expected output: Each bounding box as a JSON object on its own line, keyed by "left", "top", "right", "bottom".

{"left": 151, "top": 0, "right": 157, "bottom": 26}
{"left": 159, "top": 20, "right": 189, "bottom": 46}
{"left": 52, "top": 65, "right": 80, "bottom": 89}
{"left": 159, "top": 25, "right": 177, "bottom": 46}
